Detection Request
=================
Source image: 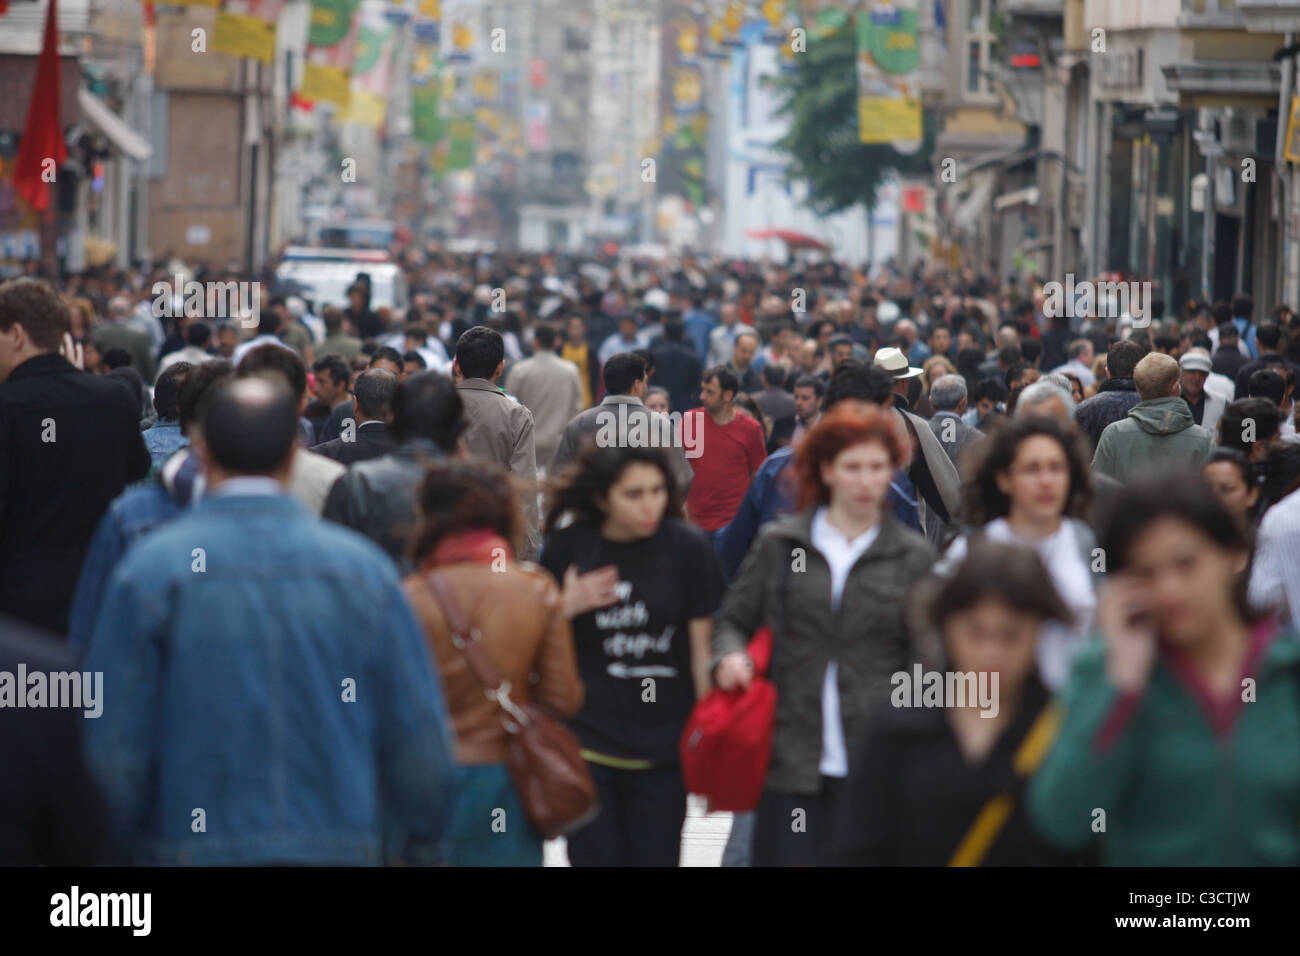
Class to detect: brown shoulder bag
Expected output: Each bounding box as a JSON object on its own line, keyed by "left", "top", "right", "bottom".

{"left": 424, "top": 570, "right": 598, "bottom": 841}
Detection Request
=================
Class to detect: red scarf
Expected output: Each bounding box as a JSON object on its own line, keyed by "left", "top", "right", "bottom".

{"left": 425, "top": 529, "right": 514, "bottom": 568}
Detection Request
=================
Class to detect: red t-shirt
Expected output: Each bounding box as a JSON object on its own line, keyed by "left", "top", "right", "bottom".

{"left": 681, "top": 409, "right": 769, "bottom": 532}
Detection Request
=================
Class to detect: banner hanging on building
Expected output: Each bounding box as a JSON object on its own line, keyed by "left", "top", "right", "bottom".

{"left": 211, "top": 0, "right": 286, "bottom": 64}
{"left": 338, "top": 0, "right": 397, "bottom": 126}
{"left": 301, "top": 0, "right": 361, "bottom": 106}
{"left": 857, "top": 3, "right": 921, "bottom": 145}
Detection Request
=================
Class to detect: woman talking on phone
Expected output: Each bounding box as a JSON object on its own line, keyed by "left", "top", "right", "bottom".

{"left": 1027, "top": 474, "right": 1300, "bottom": 866}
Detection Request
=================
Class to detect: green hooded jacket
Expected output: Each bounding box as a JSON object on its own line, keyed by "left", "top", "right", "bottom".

{"left": 1091, "top": 396, "right": 1214, "bottom": 483}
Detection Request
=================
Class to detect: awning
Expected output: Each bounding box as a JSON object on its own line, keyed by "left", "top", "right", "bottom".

{"left": 77, "top": 88, "right": 152, "bottom": 162}
{"left": 745, "top": 228, "right": 830, "bottom": 250}
{"left": 994, "top": 186, "right": 1041, "bottom": 210}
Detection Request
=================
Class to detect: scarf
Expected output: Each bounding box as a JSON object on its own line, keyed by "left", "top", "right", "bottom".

{"left": 426, "top": 529, "right": 514, "bottom": 568}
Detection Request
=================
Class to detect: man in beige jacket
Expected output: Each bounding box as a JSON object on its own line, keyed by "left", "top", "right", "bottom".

{"left": 453, "top": 327, "right": 540, "bottom": 559}
{"left": 504, "top": 324, "right": 583, "bottom": 473}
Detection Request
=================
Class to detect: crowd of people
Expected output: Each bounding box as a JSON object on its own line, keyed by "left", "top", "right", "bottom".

{"left": 1, "top": 248, "right": 1299, "bottom": 867}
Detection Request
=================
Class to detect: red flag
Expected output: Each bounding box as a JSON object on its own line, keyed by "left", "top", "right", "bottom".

{"left": 14, "top": 0, "right": 67, "bottom": 212}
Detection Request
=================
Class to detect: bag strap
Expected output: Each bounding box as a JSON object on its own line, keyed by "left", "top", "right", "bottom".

{"left": 947, "top": 700, "right": 1062, "bottom": 867}
{"left": 424, "top": 570, "right": 531, "bottom": 730}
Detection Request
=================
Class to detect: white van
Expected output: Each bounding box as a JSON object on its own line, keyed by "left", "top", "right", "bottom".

{"left": 274, "top": 248, "right": 410, "bottom": 314}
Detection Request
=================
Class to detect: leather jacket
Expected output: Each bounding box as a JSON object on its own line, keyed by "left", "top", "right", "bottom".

{"left": 322, "top": 439, "right": 446, "bottom": 572}
{"left": 403, "top": 562, "right": 585, "bottom": 764}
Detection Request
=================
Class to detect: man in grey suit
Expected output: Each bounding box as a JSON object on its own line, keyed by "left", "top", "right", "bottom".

{"left": 927, "top": 373, "right": 986, "bottom": 475}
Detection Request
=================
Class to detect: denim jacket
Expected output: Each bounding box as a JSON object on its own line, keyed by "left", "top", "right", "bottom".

{"left": 84, "top": 492, "right": 457, "bottom": 865}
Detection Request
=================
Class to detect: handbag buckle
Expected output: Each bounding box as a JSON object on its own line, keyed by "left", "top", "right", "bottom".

{"left": 487, "top": 679, "right": 532, "bottom": 730}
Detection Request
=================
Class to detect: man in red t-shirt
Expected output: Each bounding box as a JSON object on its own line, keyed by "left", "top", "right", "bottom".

{"left": 680, "top": 365, "right": 769, "bottom": 537}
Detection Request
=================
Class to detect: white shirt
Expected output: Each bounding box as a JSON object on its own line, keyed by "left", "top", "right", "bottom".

{"left": 598, "top": 331, "right": 646, "bottom": 367}
{"left": 810, "top": 507, "right": 880, "bottom": 778}
{"left": 943, "top": 518, "right": 1096, "bottom": 690}
{"left": 1249, "top": 491, "right": 1300, "bottom": 625}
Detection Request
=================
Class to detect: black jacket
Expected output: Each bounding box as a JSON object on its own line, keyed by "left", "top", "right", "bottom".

{"left": 322, "top": 439, "right": 446, "bottom": 571}
{"left": 1212, "top": 346, "right": 1249, "bottom": 384}
{"left": 0, "top": 616, "right": 109, "bottom": 864}
{"left": 1074, "top": 378, "right": 1139, "bottom": 447}
{"left": 313, "top": 421, "right": 396, "bottom": 464}
{"left": 1234, "top": 353, "right": 1300, "bottom": 400}
{"left": 831, "top": 678, "right": 1080, "bottom": 865}
{"left": 0, "top": 355, "right": 150, "bottom": 635}
{"left": 650, "top": 341, "right": 703, "bottom": 415}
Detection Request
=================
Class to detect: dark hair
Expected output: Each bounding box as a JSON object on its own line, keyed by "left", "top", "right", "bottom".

{"left": 1106, "top": 339, "right": 1146, "bottom": 379}
{"left": 455, "top": 326, "right": 504, "bottom": 378}
{"left": 411, "top": 461, "right": 521, "bottom": 564}
{"left": 1204, "top": 447, "right": 1256, "bottom": 491}
{"left": 761, "top": 362, "right": 785, "bottom": 387}
{"left": 544, "top": 444, "right": 683, "bottom": 533}
{"left": 1231, "top": 294, "right": 1254, "bottom": 323}
{"left": 824, "top": 362, "right": 894, "bottom": 408}
{"left": 663, "top": 318, "right": 685, "bottom": 342}
{"left": 313, "top": 353, "right": 351, "bottom": 387}
{"left": 793, "top": 373, "right": 825, "bottom": 398}
{"left": 370, "top": 345, "right": 404, "bottom": 370}
{"left": 1098, "top": 473, "right": 1254, "bottom": 618}
{"left": 403, "top": 323, "right": 428, "bottom": 343}
{"left": 1218, "top": 319, "right": 1238, "bottom": 340}
{"left": 927, "top": 540, "right": 1073, "bottom": 633}
{"left": 1256, "top": 322, "right": 1282, "bottom": 351}
{"left": 703, "top": 364, "right": 740, "bottom": 400}
{"left": 201, "top": 377, "right": 299, "bottom": 474}
{"left": 237, "top": 342, "right": 307, "bottom": 399}
{"left": 1020, "top": 337, "right": 1042, "bottom": 366}
{"left": 1220, "top": 398, "right": 1280, "bottom": 450}
{"left": 532, "top": 324, "right": 557, "bottom": 350}
{"left": 353, "top": 367, "right": 399, "bottom": 420}
{"left": 602, "top": 352, "right": 648, "bottom": 395}
{"left": 153, "top": 361, "right": 192, "bottom": 420}
{"left": 794, "top": 401, "right": 906, "bottom": 509}
{"left": 1247, "top": 369, "right": 1285, "bottom": 405}
{"left": 178, "top": 358, "right": 234, "bottom": 432}
{"left": 0, "top": 278, "right": 68, "bottom": 350}
{"left": 997, "top": 344, "right": 1022, "bottom": 368}
{"left": 1004, "top": 362, "right": 1030, "bottom": 390}
{"left": 927, "top": 323, "right": 952, "bottom": 343}
{"left": 185, "top": 321, "right": 212, "bottom": 349}
{"left": 256, "top": 308, "right": 280, "bottom": 337}
{"left": 973, "top": 378, "right": 1008, "bottom": 405}
{"left": 962, "top": 416, "right": 1092, "bottom": 524}
{"left": 390, "top": 371, "right": 465, "bottom": 448}
{"left": 102, "top": 347, "right": 133, "bottom": 370}
{"left": 107, "top": 366, "right": 146, "bottom": 416}
{"left": 827, "top": 333, "right": 854, "bottom": 351}
{"left": 402, "top": 349, "right": 428, "bottom": 370}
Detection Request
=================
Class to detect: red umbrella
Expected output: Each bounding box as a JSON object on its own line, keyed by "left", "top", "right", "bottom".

{"left": 745, "top": 228, "right": 830, "bottom": 250}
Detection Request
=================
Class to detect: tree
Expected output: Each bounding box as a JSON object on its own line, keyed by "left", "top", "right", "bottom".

{"left": 772, "top": 18, "right": 936, "bottom": 216}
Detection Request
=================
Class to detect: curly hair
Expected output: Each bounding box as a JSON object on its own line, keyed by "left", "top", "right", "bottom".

{"left": 960, "top": 416, "right": 1093, "bottom": 525}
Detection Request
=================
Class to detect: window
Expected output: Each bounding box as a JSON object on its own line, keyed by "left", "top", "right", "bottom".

{"left": 964, "top": 0, "right": 999, "bottom": 97}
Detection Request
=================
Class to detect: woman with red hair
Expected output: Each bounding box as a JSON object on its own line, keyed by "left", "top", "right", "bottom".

{"left": 712, "top": 400, "right": 935, "bottom": 866}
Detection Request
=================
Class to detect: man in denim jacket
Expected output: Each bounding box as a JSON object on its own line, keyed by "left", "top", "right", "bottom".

{"left": 85, "top": 375, "right": 456, "bottom": 865}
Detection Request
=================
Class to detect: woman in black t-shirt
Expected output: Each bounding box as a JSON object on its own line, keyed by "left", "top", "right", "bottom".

{"left": 541, "top": 445, "right": 725, "bottom": 867}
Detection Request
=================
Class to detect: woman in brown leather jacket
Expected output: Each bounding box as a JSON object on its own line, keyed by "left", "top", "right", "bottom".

{"left": 402, "top": 461, "right": 583, "bottom": 866}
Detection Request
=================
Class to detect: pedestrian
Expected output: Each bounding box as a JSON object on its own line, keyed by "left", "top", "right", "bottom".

{"left": 323, "top": 371, "right": 465, "bottom": 572}
{"left": 1179, "top": 349, "right": 1227, "bottom": 434}
{"left": 650, "top": 317, "right": 704, "bottom": 414}
{"left": 1028, "top": 475, "right": 1300, "bottom": 865}
{"left": 235, "top": 344, "right": 345, "bottom": 514}
{"left": 453, "top": 326, "right": 540, "bottom": 559}
{"left": 142, "top": 360, "right": 193, "bottom": 472}
{"left": 1074, "top": 340, "right": 1145, "bottom": 447}
{"left": 832, "top": 541, "right": 1081, "bottom": 866}
{"left": 927, "top": 373, "right": 985, "bottom": 473}
{"left": 712, "top": 401, "right": 935, "bottom": 866}
{"left": 315, "top": 346, "right": 403, "bottom": 445}
{"left": 1203, "top": 447, "right": 1261, "bottom": 530}
{"left": 561, "top": 313, "right": 600, "bottom": 409}
{"left": 938, "top": 416, "right": 1098, "bottom": 690}
{"left": 681, "top": 365, "right": 768, "bottom": 542}
{"left": 0, "top": 279, "right": 151, "bottom": 636}
{"left": 1092, "top": 353, "right": 1214, "bottom": 483}
{"left": 752, "top": 361, "right": 797, "bottom": 437}
{"left": 69, "top": 360, "right": 232, "bottom": 649}
{"left": 0, "top": 614, "right": 109, "bottom": 864}
{"left": 551, "top": 352, "right": 694, "bottom": 495}
{"left": 504, "top": 323, "right": 583, "bottom": 472}
{"left": 84, "top": 375, "right": 457, "bottom": 864}
{"left": 403, "top": 461, "right": 583, "bottom": 866}
{"left": 312, "top": 368, "right": 398, "bottom": 464}
{"left": 540, "top": 445, "right": 725, "bottom": 866}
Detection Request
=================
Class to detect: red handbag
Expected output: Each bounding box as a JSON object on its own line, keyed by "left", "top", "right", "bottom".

{"left": 679, "top": 627, "right": 776, "bottom": 813}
